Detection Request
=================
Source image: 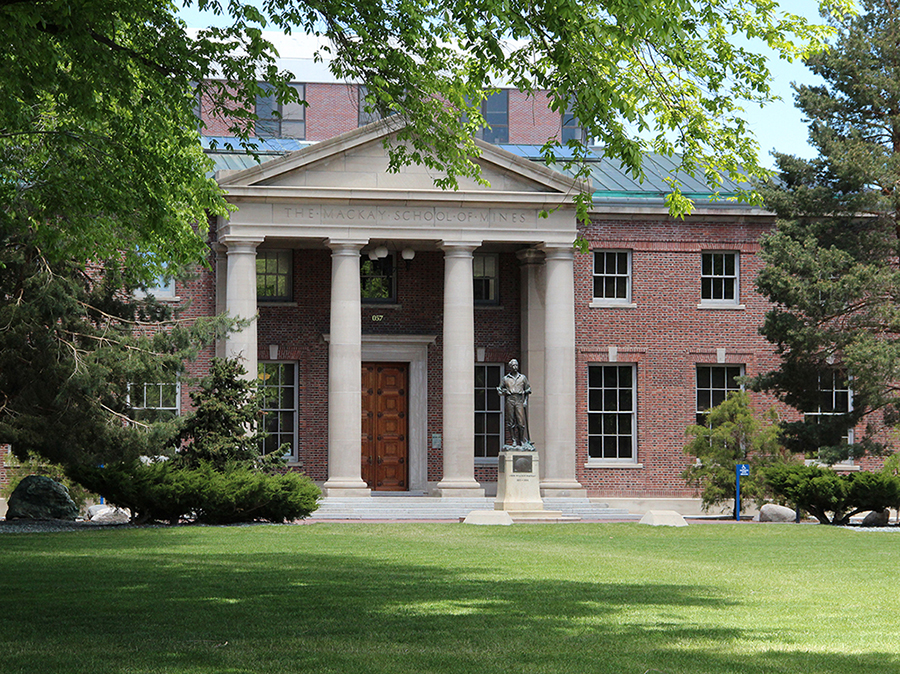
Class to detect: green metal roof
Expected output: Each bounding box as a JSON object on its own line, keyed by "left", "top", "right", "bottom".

{"left": 206, "top": 138, "right": 753, "bottom": 204}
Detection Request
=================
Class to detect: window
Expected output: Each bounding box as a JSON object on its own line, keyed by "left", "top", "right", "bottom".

{"left": 587, "top": 365, "right": 636, "bottom": 461}
{"left": 481, "top": 90, "right": 509, "bottom": 144}
{"left": 145, "top": 274, "right": 176, "bottom": 300}
{"left": 258, "top": 363, "right": 297, "bottom": 460}
{"left": 360, "top": 254, "right": 396, "bottom": 303}
{"left": 128, "top": 382, "right": 180, "bottom": 423}
{"left": 255, "top": 82, "right": 306, "bottom": 138}
{"left": 592, "top": 250, "right": 631, "bottom": 303}
{"left": 696, "top": 365, "right": 743, "bottom": 425}
{"left": 257, "top": 250, "right": 292, "bottom": 302}
{"left": 475, "top": 364, "right": 504, "bottom": 459}
{"left": 474, "top": 253, "right": 499, "bottom": 304}
{"left": 701, "top": 252, "right": 739, "bottom": 303}
{"left": 805, "top": 370, "right": 854, "bottom": 447}
{"left": 562, "top": 107, "right": 585, "bottom": 144}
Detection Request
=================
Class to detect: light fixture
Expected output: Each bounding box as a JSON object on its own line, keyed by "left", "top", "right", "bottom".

{"left": 374, "top": 244, "right": 389, "bottom": 259}
{"left": 401, "top": 248, "right": 415, "bottom": 261}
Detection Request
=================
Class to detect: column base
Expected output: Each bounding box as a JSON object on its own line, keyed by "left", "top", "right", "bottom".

{"left": 436, "top": 479, "right": 485, "bottom": 498}
{"left": 323, "top": 480, "right": 371, "bottom": 498}
{"left": 540, "top": 481, "right": 587, "bottom": 498}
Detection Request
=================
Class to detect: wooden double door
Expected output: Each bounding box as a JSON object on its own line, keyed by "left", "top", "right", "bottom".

{"left": 361, "top": 362, "right": 408, "bottom": 491}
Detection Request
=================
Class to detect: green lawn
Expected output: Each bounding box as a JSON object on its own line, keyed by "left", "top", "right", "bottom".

{"left": 0, "top": 522, "right": 897, "bottom": 674}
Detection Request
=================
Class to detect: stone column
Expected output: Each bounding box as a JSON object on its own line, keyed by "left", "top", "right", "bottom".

{"left": 324, "top": 239, "right": 371, "bottom": 497}
{"left": 517, "top": 248, "right": 546, "bottom": 451}
{"left": 540, "top": 245, "right": 586, "bottom": 497}
{"left": 214, "top": 244, "right": 227, "bottom": 359}
{"left": 222, "top": 237, "right": 264, "bottom": 377}
{"left": 437, "top": 242, "right": 485, "bottom": 497}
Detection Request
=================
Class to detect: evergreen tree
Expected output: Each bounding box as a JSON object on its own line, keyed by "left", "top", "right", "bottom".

{"left": 175, "top": 358, "right": 276, "bottom": 471}
{"left": 755, "top": 0, "right": 900, "bottom": 464}
{"left": 0, "top": 223, "right": 229, "bottom": 469}
{"left": 682, "top": 392, "right": 791, "bottom": 516}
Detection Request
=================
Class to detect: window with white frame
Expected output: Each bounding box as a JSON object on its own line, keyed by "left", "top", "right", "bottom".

{"left": 701, "top": 251, "right": 739, "bottom": 303}
{"left": 256, "top": 250, "right": 292, "bottom": 302}
{"left": 696, "top": 365, "right": 744, "bottom": 426}
{"left": 805, "top": 370, "right": 854, "bottom": 447}
{"left": 587, "top": 364, "right": 636, "bottom": 461}
{"left": 258, "top": 362, "right": 297, "bottom": 460}
{"left": 128, "top": 381, "right": 180, "bottom": 423}
{"left": 255, "top": 82, "right": 306, "bottom": 138}
{"left": 475, "top": 364, "right": 504, "bottom": 459}
{"left": 592, "top": 250, "right": 631, "bottom": 303}
{"left": 473, "top": 253, "right": 499, "bottom": 304}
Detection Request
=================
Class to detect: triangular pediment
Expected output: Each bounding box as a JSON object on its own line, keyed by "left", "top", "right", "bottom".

{"left": 217, "top": 119, "right": 584, "bottom": 197}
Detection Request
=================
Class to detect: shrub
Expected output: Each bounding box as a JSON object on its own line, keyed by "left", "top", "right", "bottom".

{"left": 683, "top": 391, "right": 795, "bottom": 516}
{"left": 73, "top": 460, "right": 320, "bottom": 524}
{"left": 765, "top": 463, "right": 900, "bottom": 525}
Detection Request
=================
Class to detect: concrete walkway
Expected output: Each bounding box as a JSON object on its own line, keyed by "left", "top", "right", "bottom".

{"left": 308, "top": 495, "right": 639, "bottom": 522}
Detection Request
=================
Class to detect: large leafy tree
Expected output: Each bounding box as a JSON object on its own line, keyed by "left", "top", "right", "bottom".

{"left": 755, "top": 0, "right": 900, "bottom": 464}
{"left": 0, "top": 0, "right": 852, "bottom": 470}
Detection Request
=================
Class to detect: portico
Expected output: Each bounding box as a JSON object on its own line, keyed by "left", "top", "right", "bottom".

{"left": 215, "top": 121, "right": 586, "bottom": 498}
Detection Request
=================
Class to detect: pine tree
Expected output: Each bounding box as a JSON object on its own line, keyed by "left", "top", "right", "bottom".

{"left": 755, "top": 0, "right": 900, "bottom": 464}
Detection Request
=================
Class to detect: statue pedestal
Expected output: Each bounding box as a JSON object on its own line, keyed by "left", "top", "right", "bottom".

{"left": 495, "top": 450, "right": 567, "bottom": 522}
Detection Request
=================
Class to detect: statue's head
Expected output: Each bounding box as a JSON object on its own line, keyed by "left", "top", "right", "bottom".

{"left": 508, "top": 359, "right": 519, "bottom": 371}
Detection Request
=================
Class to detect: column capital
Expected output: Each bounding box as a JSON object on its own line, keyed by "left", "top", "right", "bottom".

{"left": 439, "top": 240, "right": 482, "bottom": 256}
{"left": 327, "top": 238, "right": 368, "bottom": 255}
{"left": 516, "top": 247, "right": 545, "bottom": 266}
{"left": 539, "top": 243, "right": 575, "bottom": 261}
{"left": 220, "top": 237, "right": 264, "bottom": 255}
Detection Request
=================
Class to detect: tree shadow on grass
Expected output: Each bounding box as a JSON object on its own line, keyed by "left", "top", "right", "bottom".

{"left": 0, "top": 530, "right": 896, "bottom": 674}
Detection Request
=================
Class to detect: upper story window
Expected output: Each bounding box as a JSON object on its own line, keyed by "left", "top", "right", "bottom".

{"left": 700, "top": 251, "right": 739, "bottom": 304}
{"left": 562, "top": 107, "right": 585, "bottom": 144}
{"left": 592, "top": 250, "right": 631, "bottom": 304}
{"left": 481, "top": 90, "right": 509, "bottom": 144}
{"left": 696, "top": 365, "right": 743, "bottom": 426}
{"left": 361, "top": 254, "right": 396, "bottom": 303}
{"left": 255, "top": 82, "right": 306, "bottom": 139}
{"left": 474, "top": 253, "right": 499, "bottom": 304}
{"left": 357, "top": 85, "right": 393, "bottom": 127}
{"left": 587, "top": 364, "right": 636, "bottom": 462}
{"left": 257, "top": 250, "right": 292, "bottom": 302}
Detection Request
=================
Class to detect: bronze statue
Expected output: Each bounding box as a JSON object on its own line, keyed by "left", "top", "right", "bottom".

{"left": 497, "top": 359, "right": 533, "bottom": 449}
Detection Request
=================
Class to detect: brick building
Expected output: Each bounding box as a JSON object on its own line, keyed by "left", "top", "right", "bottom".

{"left": 1, "top": 69, "right": 869, "bottom": 513}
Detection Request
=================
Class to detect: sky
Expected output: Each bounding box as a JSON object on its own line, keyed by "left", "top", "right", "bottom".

{"left": 178, "top": 0, "right": 839, "bottom": 170}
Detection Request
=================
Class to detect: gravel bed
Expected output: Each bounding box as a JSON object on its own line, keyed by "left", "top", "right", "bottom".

{"left": 0, "top": 519, "right": 135, "bottom": 533}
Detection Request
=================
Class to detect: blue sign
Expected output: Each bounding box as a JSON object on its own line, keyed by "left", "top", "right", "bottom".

{"left": 735, "top": 464, "right": 750, "bottom": 521}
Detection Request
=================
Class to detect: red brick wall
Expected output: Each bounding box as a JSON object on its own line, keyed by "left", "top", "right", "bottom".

{"left": 509, "top": 90, "right": 562, "bottom": 144}
{"left": 200, "top": 81, "right": 566, "bottom": 145}
{"left": 306, "top": 83, "right": 360, "bottom": 140}
{"left": 574, "top": 214, "right": 785, "bottom": 498}
{"left": 253, "top": 249, "right": 521, "bottom": 485}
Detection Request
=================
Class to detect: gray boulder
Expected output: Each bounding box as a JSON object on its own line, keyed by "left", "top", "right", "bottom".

{"left": 6, "top": 476, "right": 78, "bottom": 521}
{"left": 861, "top": 509, "right": 891, "bottom": 527}
{"left": 89, "top": 506, "right": 131, "bottom": 524}
{"left": 757, "top": 503, "right": 796, "bottom": 523}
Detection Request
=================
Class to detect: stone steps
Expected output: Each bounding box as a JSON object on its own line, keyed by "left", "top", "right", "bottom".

{"left": 308, "top": 496, "right": 635, "bottom": 521}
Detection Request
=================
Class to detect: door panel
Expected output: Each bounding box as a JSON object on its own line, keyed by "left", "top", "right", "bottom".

{"left": 361, "top": 363, "right": 408, "bottom": 491}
